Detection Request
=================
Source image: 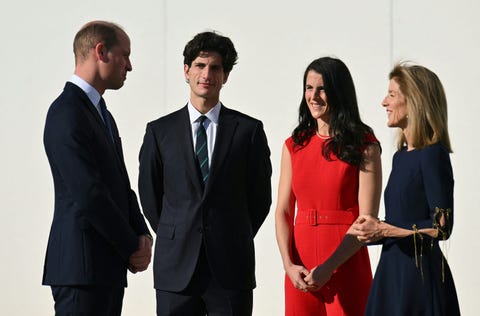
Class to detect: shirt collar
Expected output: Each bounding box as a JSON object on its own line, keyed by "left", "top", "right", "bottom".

{"left": 69, "top": 74, "right": 102, "bottom": 107}
{"left": 187, "top": 101, "right": 221, "bottom": 124}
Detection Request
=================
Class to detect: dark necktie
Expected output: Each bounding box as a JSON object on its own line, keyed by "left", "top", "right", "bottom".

{"left": 99, "top": 98, "right": 114, "bottom": 142}
{"left": 195, "top": 116, "right": 209, "bottom": 184}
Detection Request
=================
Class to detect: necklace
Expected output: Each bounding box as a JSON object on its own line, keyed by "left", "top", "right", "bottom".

{"left": 316, "top": 131, "right": 330, "bottom": 139}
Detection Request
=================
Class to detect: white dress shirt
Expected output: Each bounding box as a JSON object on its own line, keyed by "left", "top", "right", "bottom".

{"left": 187, "top": 101, "right": 221, "bottom": 167}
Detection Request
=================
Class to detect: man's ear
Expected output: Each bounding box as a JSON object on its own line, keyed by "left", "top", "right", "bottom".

{"left": 94, "top": 42, "right": 108, "bottom": 62}
{"left": 223, "top": 71, "right": 230, "bottom": 84}
{"left": 184, "top": 64, "right": 190, "bottom": 82}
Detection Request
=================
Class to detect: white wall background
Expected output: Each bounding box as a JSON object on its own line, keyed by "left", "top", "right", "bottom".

{"left": 1, "top": 0, "right": 478, "bottom": 314}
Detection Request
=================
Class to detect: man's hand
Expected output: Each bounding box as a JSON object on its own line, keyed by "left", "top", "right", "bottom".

{"left": 128, "top": 235, "right": 153, "bottom": 273}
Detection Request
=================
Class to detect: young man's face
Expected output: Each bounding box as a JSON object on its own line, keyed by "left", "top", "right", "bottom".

{"left": 184, "top": 51, "right": 229, "bottom": 105}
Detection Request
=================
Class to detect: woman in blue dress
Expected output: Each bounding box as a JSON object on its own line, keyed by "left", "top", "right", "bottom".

{"left": 353, "top": 63, "right": 460, "bottom": 315}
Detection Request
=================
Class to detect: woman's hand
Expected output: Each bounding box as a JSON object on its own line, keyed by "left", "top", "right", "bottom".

{"left": 285, "top": 263, "right": 313, "bottom": 292}
{"left": 352, "top": 214, "right": 384, "bottom": 243}
{"left": 304, "top": 264, "right": 334, "bottom": 292}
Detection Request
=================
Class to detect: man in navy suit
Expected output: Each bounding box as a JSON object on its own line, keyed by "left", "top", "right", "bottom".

{"left": 139, "top": 31, "right": 272, "bottom": 316}
{"left": 43, "top": 21, "right": 152, "bottom": 315}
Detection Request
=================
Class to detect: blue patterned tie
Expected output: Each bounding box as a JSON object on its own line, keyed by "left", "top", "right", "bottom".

{"left": 195, "top": 116, "right": 209, "bottom": 184}
{"left": 99, "top": 98, "right": 114, "bottom": 142}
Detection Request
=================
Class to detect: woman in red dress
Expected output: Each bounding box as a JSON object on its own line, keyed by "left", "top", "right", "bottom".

{"left": 275, "top": 57, "right": 382, "bottom": 315}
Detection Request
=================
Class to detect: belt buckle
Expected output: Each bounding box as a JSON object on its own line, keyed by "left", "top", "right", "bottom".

{"left": 307, "top": 209, "right": 317, "bottom": 226}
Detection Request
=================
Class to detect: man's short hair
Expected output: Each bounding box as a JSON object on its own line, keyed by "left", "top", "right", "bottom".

{"left": 183, "top": 31, "right": 238, "bottom": 73}
{"left": 73, "top": 21, "right": 126, "bottom": 62}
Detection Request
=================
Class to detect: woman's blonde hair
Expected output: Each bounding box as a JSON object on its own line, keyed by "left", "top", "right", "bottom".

{"left": 389, "top": 62, "right": 452, "bottom": 152}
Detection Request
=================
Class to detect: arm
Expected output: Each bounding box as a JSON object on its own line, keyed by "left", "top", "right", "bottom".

{"left": 420, "top": 144, "right": 454, "bottom": 240}
{"left": 247, "top": 121, "right": 272, "bottom": 236}
{"left": 355, "top": 144, "right": 454, "bottom": 242}
{"left": 138, "top": 123, "right": 164, "bottom": 232}
{"left": 46, "top": 110, "right": 143, "bottom": 261}
{"left": 108, "top": 112, "right": 151, "bottom": 237}
{"left": 305, "top": 143, "right": 382, "bottom": 290}
{"left": 128, "top": 190, "right": 153, "bottom": 273}
{"left": 110, "top": 114, "right": 152, "bottom": 272}
{"left": 354, "top": 212, "right": 448, "bottom": 243}
{"left": 275, "top": 144, "right": 310, "bottom": 292}
{"left": 128, "top": 189, "right": 151, "bottom": 235}
{"left": 354, "top": 216, "right": 415, "bottom": 243}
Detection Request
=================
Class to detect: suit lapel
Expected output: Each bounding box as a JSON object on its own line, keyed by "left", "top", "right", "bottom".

{"left": 205, "top": 105, "right": 238, "bottom": 193}
{"left": 68, "top": 83, "right": 112, "bottom": 142}
{"left": 68, "top": 83, "right": 117, "bottom": 148}
{"left": 68, "top": 83, "right": 130, "bottom": 184}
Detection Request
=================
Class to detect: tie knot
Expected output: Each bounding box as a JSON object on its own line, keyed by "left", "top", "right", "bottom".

{"left": 198, "top": 115, "right": 207, "bottom": 124}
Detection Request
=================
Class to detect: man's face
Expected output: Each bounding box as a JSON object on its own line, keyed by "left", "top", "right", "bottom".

{"left": 184, "top": 51, "right": 229, "bottom": 104}
{"left": 100, "top": 32, "right": 132, "bottom": 90}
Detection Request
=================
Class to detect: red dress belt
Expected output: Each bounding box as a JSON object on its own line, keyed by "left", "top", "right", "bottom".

{"left": 295, "top": 208, "right": 357, "bottom": 225}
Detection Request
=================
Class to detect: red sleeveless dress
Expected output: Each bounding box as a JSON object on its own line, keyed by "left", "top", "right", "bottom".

{"left": 284, "top": 134, "right": 376, "bottom": 316}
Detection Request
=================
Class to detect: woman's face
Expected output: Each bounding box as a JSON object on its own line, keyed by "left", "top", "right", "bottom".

{"left": 382, "top": 79, "right": 408, "bottom": 129}
{"left": 305, "top": 70, "right": 329, "bottom": 124}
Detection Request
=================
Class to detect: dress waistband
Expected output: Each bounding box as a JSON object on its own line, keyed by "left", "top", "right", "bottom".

{"left": 295, "top": 208, "right": 357, "bottom": 226}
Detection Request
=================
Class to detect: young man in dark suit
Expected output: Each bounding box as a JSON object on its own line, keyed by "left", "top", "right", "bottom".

{"left": 43, "top": 21, "right": 152, "bottom": 315}
{"left": 139, "top": 31, "right": 272, "bottom": 316}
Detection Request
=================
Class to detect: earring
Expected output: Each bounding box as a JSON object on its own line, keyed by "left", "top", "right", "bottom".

{"left": 185, "top": 79, "right": 190, "bottom": 84}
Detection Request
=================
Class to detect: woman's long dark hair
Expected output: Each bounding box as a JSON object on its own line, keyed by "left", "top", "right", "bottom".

{"left": 292, "top": 57, "right": 375, "bottom": 166}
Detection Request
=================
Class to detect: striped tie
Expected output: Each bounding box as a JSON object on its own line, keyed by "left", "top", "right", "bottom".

{"left": 195, "top": 115, "right": 209, "bottom": 184}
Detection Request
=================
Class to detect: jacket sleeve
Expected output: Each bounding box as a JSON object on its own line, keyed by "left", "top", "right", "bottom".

{"left": 247, "top": 120, "right": 272, "bottom": 236}
{"left": 418, "top": 144, "right": 454, "bottom": 240}
{"left": 109, "top": 113, "right": 151, "bottom": 237}
{"left": 45, "top": 107, "right": 139, "bottom": 261}
{"left": 128, "top": 189, "right": 151, "bottom": 235}
{"left": 138, "top": 123, "right": 164, "bottom": 232}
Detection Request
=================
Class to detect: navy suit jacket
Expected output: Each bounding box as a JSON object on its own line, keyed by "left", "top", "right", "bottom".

{"left": 138, "top": 105, "right": 272, "bottom": 292}
{"left": 43, "top": 82, "right": 150, "bottom": 287}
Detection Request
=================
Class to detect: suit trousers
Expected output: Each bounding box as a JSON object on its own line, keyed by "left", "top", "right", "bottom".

{"left": 51, "top": 285, "right": 124, "bottom": 316}
{"left": 155, "top": 245, "right": 253, "bottom": 316}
